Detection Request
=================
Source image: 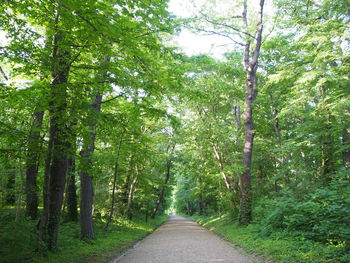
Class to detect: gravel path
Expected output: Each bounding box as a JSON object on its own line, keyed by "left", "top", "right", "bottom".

{"left": 113, "top": 215, "right": 254, "bottom": 263}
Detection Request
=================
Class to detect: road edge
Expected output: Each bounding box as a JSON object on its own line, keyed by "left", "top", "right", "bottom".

{"left": 187, "top": 216, "right": 275, "bottom": 263}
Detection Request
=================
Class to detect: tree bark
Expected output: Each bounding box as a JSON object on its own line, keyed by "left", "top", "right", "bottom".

{"left": 25, "top": 110, "right": 44, "bottom": 220}
{"left": 79, "top": 163, "right": 95, "bottom": 239}
{"left": 233, "top": 104, "right": 241, "bottom": 129}
{"left": 46, "top": 11, "right": 71, "bottom": 249}
{"left": 322, "top": 112, "right": 334, "bottom": 176}
{"left": 270, "top": 102, "right": 289, "bottom": 184}
{"left": 126, "top": 173, "right": 138, "bottom": 220}
{"left": 212, "top": 142, "right": 232, "bottom": 190}
{"left": 79, "top": 56, "right": 109, "bottom": 239}
{"left": 15, "top": 159, "right": 24, "bottom": 221}
{"left": 198, "top": 176, "right": 204, "bottom": 215}
{"left": 239, "top": 0, "right": 264, "bottom": 225}
{"left": 104, "top": 161, "right": 119, "bottom": 231}
{"left": 120, "top": 154, "right": 133, "bottom": 210}
{"left": 105, "top": 133, "right": 124, "bottom": 231}
{"left": 343, "top": 127, "right": 350, "bottom": 167}
{"left": 38, "top": 126, "right": 54, "bottom": 246}
{"left": 79, "top": 102, "right": 100, "bottom": 240}
{"left": 151, "top": 160, "right": 172, "bottom": 218}
{"left": 66, "top": 150, "right": 77, "bottom": 222}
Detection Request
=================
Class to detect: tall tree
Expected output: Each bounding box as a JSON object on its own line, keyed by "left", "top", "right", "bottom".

{"left": 46, "top": 8, "right": 71, "bottom": 249}
{"left": 25, "top": 109, "right": 44, "bottom": 220}
{"left": 151, "top": 144, "right": 175, "bottom": 218}
{"left": 65, "top": 132, "right": 78, "bottom": 222}
{"left": 188, "top": 0, "right": 266, "bottom": 224}
{"left": 79, "top": 57, "right": 108, "bottom": 239}
{"left": 239, "top": 0, "right": 265, "bottom": 225}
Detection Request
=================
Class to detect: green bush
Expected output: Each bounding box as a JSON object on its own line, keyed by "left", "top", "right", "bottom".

{"left": 254, "top": 176, "right": 350, "bottom": 248}
{"left": 0, "top": 217, "right": 37, "bottom": 263}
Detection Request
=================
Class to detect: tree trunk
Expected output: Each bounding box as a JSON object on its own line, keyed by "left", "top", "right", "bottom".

{"left": 322, "top": 112, "right": 334, "bottom": 177}
{"left": 79, "top": 110, "right": 100, "bottom": 240}
{"left": 239, "top": 0, "right": 264, "bottom": 225}
{"left": 46, "top": 12, "right": 71, "bottom": 249}
{"left": 126, "top": 164, "right": 141, "bottom": 219}
{"left": 126, "top": 174, "right": 138, "bottom": 220}
{"left": 198, "top": 176, "right": 204, "bottom": 215}
{"left": 104, "top": 161, "right": 119, "bottom": 231}
{"left": 66, "top": 151, "right": 77, "bottom": 222}
{"left": 79, "top": 56, "right": 109, "bottom": 239}
{"left": 233, "top": 104, "right": 241, "bottom": 129}
{"left": 212, "top": 142, "right": 232, "bottom": 190}
{"left": 47, "top": 88, "right": 69, "bottom": 250}
{"left": 79, "top": 90, "right": 101, "bottom": 240}
{"left": 38, "top": 127, "right": 54, "bottom": 246}
{"left": 25, "top": 110, "right": 44, "bottom": 220}
{"left": 121, "top": 154, "right": 133, "bottom": 209}
{"left": 105, "top": 133, "right": 124, "bottom": 231}
{"left": 79, "top": 167, "right": 94, "bottom": 239}
{"left": 151, "top": 160, "right": 171, "bottom": 218}
{"left": 270, "top": 102, "right": 289, "bottom": 184}
{"left": 343, "top": 127, "right": 350, "bottom": 167}
{"left": 15, "top": 159, "right": 24, "bottom": 221}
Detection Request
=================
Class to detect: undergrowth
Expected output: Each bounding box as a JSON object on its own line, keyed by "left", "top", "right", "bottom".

{"left": 0, "top": 210, "right": 168, "bottom": 263}
{"left": 190, "top": 214, "right": 350, "bottom": 263}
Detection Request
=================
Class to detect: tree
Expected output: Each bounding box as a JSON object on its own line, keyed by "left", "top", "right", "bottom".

{"left": 239, "top": 0, "right": 265, "bottom": 225}
{"left": 25, "top": 108, "right": 44, "bottom": 220}
{"left": 46, "top": 7, "right": 72, "bottom": 249}
{"left": 151, "top": 143, "right": 175, "bottom": 218}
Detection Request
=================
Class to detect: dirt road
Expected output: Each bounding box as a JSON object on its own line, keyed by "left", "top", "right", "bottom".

{"left": 112, "top": 215, "right": 254, "bottom": 263}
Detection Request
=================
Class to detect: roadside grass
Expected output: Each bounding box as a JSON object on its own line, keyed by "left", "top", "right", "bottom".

{"left": 0, "top": 209, "right": 168, "bottom": 263}
{"left": 190, "top": 214, "right": 349, "bottom": 263}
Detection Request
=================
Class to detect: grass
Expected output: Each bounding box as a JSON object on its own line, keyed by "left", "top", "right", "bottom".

{"left": 0, "top": 209, "right": 168, "bottom": 263}
{"left": 189, "top": 214, "right": 350, "bottom": 263}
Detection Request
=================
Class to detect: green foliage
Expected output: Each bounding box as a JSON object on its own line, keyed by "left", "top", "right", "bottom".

{"left": 191, "top": 214, "right": 350, "bottom": 263}
{"left": 254, "top": 174, "right": 350, "bottom": 247}
{"left": 0, "top": 209, "right": 167, "bottom": 263}
{"left": 33, "top": 215, "right": 168, "bottom": 263}
{"left": 0, "top": 211, "right": 37, "bottom": 263}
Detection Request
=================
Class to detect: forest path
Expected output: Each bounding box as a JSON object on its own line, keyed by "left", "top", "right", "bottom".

{"left": 112, "top": 215, "right": 254, "bottom": 263}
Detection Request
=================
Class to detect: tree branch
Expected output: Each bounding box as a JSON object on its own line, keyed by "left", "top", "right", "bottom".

{"left": 0, "top": 66, "right": 9, "bottom": 81}
{"left": 242, "top": 0, "right": 250, "bottom": 68}
{"left": 200, "top": 29, "right": 245, "bottom": 46}
{"left": 51, "top": 51, "right": 81, "bottom": 84}
{"left": 251, "top": 0, "right": 265, "bottom": 66}
{"left": 101, "top": 93, "right": 126, "bottom": 104}
{"left": 200, "top": 11, "right": 256, "bottom": 40}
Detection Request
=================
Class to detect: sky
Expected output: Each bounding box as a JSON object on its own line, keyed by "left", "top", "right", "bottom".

{"left": 167, "top": 0, "right": 233, "bottom": 58}
{"left": 167, "top": 0, "right": 274, "bottom": 59}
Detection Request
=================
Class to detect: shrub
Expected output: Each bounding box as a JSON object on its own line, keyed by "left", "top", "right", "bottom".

{"left": 0, "top": 217, "right": 37, "bottom": 263}
{"left": 254, "top": 177, "right": 350, "bottom": 247}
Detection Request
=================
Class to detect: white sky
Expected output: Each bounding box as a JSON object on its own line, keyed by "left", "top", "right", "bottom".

{"left": 168, "top": 0, "right": 274, "bottom": 59}
{"left": 168, "top": 0, "right": 231, "bottom": 58}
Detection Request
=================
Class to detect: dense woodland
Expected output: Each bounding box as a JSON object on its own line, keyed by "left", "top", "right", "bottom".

{"left": 0, "top": 0, "right": 349, "bottom": 262}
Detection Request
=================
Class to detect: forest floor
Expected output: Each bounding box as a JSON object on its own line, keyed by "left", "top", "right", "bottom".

{"left": 190, "top": 214, "right": 349, "bottom": 263}
{"left": 0, "top": 209, "right": 168, "bottom": 263}
{"left": 113, "top": 215, "right": 259, "bottom": 263}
